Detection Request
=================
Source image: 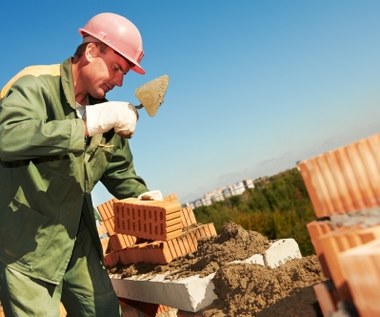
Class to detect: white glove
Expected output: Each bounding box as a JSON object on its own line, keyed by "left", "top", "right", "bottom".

{"left": 85, "top": 101, "right": 138, "bottom": 137}
{"left": 137, "top": 190, "right": 163, "bottom": 201}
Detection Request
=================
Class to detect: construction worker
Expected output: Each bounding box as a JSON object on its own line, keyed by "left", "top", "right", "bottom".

{"left": 0, "top": 12, "right": 162, "bottom": 317}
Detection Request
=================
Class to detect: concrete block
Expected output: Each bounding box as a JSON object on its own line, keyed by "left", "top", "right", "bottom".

{"left": 231, "top": 254, "right": 265, "bottom": 266}
{"left": 264, "top": 238, "right": 302, "bottom": 268}
{"left": 111, "top": 272, "right": 217, "bottom": 313}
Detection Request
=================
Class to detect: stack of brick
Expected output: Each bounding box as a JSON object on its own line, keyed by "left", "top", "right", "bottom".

{"left": 298, "top": 133, "right": 380, "bottom": 317}
{"left": 96, "top": 193, "right": 216, "bottom": 267}
{"left": 95, "top": 194, "right": 216, "bottom": 317}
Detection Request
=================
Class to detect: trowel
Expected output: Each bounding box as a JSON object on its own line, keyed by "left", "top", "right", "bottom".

{"left": 132, "top": 75, "right": 169, "bottom": 117}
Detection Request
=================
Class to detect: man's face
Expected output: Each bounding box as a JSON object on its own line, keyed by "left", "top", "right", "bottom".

{"left": 83, "top": 44, "right": 132, "bottom": 99}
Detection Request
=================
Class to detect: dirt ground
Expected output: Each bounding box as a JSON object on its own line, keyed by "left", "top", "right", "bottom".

{"left": 111, "top": 222, "right": 326, "bottom": 317}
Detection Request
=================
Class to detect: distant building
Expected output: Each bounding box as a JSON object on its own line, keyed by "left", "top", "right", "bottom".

{"left": 222, "top": 179, "right": 253, "bottom": 198}
{"left": 210, "top": 190, "right": 225, "bottom": 203}
{"left": 188, "top": 178, "right": 255, "bottom": 208}
{"left": 243, "top": 178, "right": 254, "bottom": 189}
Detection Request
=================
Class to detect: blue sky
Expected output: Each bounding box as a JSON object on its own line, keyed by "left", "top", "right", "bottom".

{"left": 2, "top": 1, "right": 380, "bottom": 205}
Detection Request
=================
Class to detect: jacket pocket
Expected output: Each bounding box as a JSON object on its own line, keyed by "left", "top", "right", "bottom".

{"left": 0, "top": 200, "right": 52, "bottom": 267}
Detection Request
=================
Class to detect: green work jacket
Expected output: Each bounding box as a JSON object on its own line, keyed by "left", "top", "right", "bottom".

{"left": 0, "top": 58, "right": 149, "bottom": 285}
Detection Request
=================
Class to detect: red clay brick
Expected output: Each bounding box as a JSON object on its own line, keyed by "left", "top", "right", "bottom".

{"left": 114, "top": 198, "right": 183, "bottom": 241}
{"left": 97, "top": 199, "right": 116, "bottom": 221}
{"left": 298, "top": 133, "right": 380, "bottom": 218}
{"left": 103, "top": 218, "right": 116, "bottom": 236}
{"left": 190, "top": 222, "right": 217, "bottom": 240}
{"left": 97, "top": 196, "right": 191, "bottom": 239}
{"left": 340, "top": 239, "right": 380, "bottom": 317}
{"left": 313, "top": 281, "right": 338, "bottom": 317}
{"left": 163, "top": 193, "right": 178, "bottom": 202}
{"left": 117, "top": 231, "right": 197, "bottom": 265}
{"left": 306, "top": 221, "right": 334, "bottom": 278}
{"left": 110, "top": 223, "right": 217, "bottom": 266}
{"left": 318, "top": 228, "right": 359, "bottom": 301}
{"left": 317, "top": 225, "right": 380, "bottom": 301}
{"left": 104, "top": 251, "right": 119, "bottom": 268}
{"left": 109, "top": 234, "right": 137, "bottom": 251}
{"left": 181, "top": 206, "right": 197, "bottom": 228}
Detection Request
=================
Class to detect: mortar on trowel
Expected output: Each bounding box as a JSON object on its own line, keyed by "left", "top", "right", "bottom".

{"left": 132, "top": 75, "right": 169, "bottom": 117}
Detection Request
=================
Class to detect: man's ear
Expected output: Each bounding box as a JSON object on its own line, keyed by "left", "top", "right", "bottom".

{"left": 85, "top": 43, "right": 97, "bottom": 61}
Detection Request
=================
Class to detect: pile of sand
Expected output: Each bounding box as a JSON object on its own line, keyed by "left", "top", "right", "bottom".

{"left": 112, "top": 222, "right": 325, "bottom": 316}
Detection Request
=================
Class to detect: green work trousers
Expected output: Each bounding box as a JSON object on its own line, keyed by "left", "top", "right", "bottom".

{"left": 0, "top": 218, "right": 121, "bottom": 317}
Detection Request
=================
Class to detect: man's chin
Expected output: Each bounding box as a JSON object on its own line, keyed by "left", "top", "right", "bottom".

{"left": 92, "top": 90, "right": 106, "bottom": 99}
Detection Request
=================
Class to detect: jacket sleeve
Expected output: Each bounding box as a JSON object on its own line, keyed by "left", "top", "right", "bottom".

{"left": 0, "top": 75, "right": 85, "bottom": 161}
{"left": 100, "top": 137, "right": 149, "bottom": 199}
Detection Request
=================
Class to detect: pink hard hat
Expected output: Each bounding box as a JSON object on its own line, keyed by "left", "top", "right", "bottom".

{"left": 79, "top": 12, "right": 145, "bottom": 74}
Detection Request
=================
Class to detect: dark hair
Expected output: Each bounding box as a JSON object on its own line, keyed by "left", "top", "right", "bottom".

{"left": 74, "top": 41, "right": 109, "bottom": 58}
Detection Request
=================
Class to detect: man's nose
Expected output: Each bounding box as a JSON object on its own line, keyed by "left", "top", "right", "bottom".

{"left": 113, "top": 73, "right": 124, "bottom": 87}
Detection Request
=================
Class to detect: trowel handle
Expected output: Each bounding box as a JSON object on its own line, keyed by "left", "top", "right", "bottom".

{"left": 130, "top": 104, "right": 141, "bottom": 120}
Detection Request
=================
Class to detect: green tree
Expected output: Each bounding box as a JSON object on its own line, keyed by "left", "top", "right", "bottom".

{"left": 193, "top": 168, "right": 317, "bottom": 255}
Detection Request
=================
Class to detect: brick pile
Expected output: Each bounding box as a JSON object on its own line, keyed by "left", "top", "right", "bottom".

{"left": 298, "top": 133, "right": 380, "bottom": 317}
{"left": 97, "top": 194, "right": 217, "bottom": 267}
{"left": 96, "top": 193, "right": 217, "bottom": 317}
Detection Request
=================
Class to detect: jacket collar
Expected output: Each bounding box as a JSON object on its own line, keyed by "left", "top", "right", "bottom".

{"left": 60, "top": 57, "right": 106, "bottom": 109}
{"left": 60, "top": 58, "right": 76, "bottom": 110}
